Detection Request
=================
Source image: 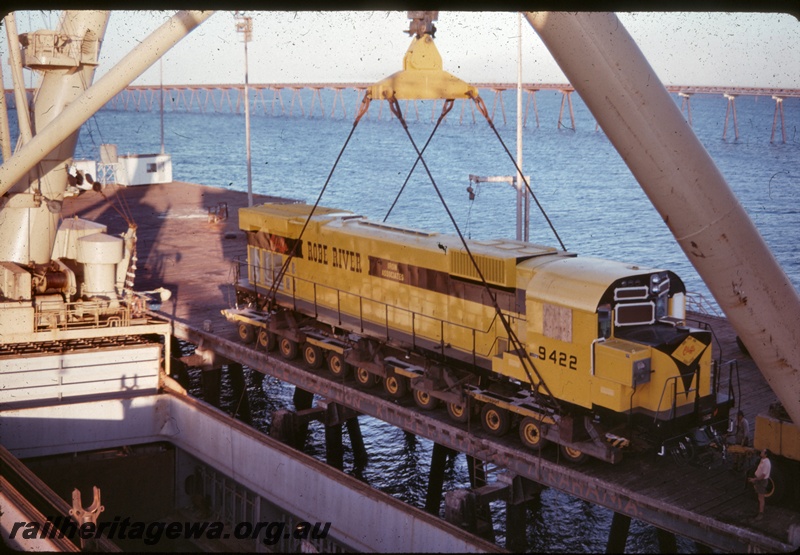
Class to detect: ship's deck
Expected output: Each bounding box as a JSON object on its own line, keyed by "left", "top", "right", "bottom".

{"left": 62, "top": 180, "right": 800, "bottom": 552}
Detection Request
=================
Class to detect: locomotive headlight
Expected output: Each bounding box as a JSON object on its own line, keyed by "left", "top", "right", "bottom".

{"left": 650, "top": 274, "right": 661, "bottom": 294}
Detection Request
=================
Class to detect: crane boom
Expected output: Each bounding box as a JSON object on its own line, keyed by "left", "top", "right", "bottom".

{"left": 0, "top": 10, "right": 213, "bottom": 344}
{"left": 525, "top": 12, "right": 800, "bottom": 428}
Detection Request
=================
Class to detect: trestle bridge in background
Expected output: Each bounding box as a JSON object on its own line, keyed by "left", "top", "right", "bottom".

{"left": 4, "top": 83, "right": 798, "bottom": 142}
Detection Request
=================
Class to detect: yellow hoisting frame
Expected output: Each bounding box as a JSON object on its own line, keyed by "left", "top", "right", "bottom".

{"left": 367, "top": 11, "right": 478, "bottom": 101}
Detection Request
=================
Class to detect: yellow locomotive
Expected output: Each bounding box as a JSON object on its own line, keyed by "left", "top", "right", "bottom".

{"left": 225, "top": 202, "right": 733, "bottom": 464}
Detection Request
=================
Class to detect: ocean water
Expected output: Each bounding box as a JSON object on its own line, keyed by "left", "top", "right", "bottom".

{"left": 8, "top": 87, "right": 800, "bottom": 552}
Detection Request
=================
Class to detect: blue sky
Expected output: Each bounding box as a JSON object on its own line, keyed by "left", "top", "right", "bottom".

{"left": 4, "top": 11, "right": 800, "bottom": 89}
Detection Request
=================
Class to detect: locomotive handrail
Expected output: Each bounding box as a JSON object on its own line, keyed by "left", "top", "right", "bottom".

{"left": 654, "top": 371, "right": 700, "bottom": 424}
{"left": 236, "top": 257, "right": 519, "bottom": 363}
{"left": 713, "top": 358, "right": 739, "bottom": 409}
{"left": 589, "top": 337, "right": 606, "bottom": 376}
{"left": 659, "top": 376, "right": 679, "bottom": 422}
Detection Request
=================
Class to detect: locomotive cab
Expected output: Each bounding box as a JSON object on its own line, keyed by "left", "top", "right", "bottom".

{"left": 518, "top": 256, "right": 730, "bottom": 438}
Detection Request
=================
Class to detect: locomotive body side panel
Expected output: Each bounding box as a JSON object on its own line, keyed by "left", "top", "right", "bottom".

{"left": 240, "top": 205, "right": 544, "bottom": 369}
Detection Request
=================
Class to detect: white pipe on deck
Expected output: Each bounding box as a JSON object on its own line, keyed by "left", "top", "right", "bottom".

{"left": 3, "top": 13, "right": 33, "bottom": 146}
{"left": 0, "top": 10, "right": 215, "bottom": 197}
{"left": 0, "top": 56, "right": 12, "bottom": 162}
{"left": 525, "top": 12, "right": 800, "bottom": 427}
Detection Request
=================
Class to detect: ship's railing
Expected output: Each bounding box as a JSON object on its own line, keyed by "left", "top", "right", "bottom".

{"left": 686, "top": 291, "right": 722, "bottom": 317}
{"left": 33, "top": 296, "right": 153, "bottom": 332}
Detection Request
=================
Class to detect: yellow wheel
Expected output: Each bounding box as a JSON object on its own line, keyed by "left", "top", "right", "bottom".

{"left": 481, "top": 404, "right": 510, "bottom": 437}
{"left": 519, "top": 417, "right": 549, "bottom": 450}
{"left": 303, "top": 344, "right": 324, "bottom": 369}
{"left": 355, "top": 367, "right": 379, "bottom": 389}
{"left": 413, "top": 389, "right": 438, "bottom": 410}
{"left": 257, "top": 328, "right": 276, "bottom": 351}
{"left": 327, "top": 352, "right": 350, "bottom": 378}
{"left": 560, "top": 444, "right": 588, "bottom": 464}
{"left": 383, "top": 372, "right": 408, "bottom": 399}
{"left": 237, "top": 322, "right": 255, "bottom": 344}
{"left": 278, "top": 337, "right": 299, "bottom": 360}
{"left": 447, "top": 401, "right": 469, "bottom": 423}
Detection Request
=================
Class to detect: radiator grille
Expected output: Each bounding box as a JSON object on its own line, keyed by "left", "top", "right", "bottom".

{"left": 449, "top": 251, "right": 506, "bottom": 285}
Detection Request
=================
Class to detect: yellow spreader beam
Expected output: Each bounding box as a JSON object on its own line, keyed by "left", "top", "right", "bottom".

{"left": 368, "top": 33, "right": 478, "bottom": 101}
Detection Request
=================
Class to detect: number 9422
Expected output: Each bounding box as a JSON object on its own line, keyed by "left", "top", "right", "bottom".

{"left": 537, "top": 346, "right": 577, "bottom": 370}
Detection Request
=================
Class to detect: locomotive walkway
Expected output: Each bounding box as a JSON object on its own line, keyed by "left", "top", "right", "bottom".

{"left": 61, "top": 180, "right": 800, "bottom": 552}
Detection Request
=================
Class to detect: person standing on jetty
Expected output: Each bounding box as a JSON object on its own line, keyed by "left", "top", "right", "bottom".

{"left": 748, "top": 448, "right": 771, "bottom": 521}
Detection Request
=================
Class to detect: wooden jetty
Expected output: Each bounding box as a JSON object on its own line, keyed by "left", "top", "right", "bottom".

{"left": 62, "top": 180, "right": 800, "bottom": 552}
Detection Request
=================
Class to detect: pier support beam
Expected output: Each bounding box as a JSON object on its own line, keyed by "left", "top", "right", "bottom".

{"left": 271, "top": 87, "right": 285, "bottom": 116}
{"left": 346, "top": 417, "right": 368, "bottom": 469}
{"left": 200, "top": 367, "right": 221, "bottom": 407}
{"left": 309, "top": 87, "right": 325, "bottom": 118}
{"left": 771, "top": 95, "right": 786, "bottom": 143}
{"left": 320, "top": 401, "right": 360, "bottom": 471}
{"left": 228, "top": 362, "right": 252, "bottom": 425}
{"left": 270, "top": 409, "right": 300, "bottom": 448}
{"left": 695, "top": 540, "right": 713, "bottom": 552}
{"left": 505, "top": 476, "right": 538, "bottom": 552}
{"left": 679, "top": 92, "right": 693, "bottom": 126}
{"left": 289, "top": 87, "right": 305, "bottom": 117}
{"left": 657, "top": 528, "right": 677, "bottom": 553}
{"left": 425, "top": 443, "right": 457, "bottom": 515}
{"left": 330, "top": 87, "right": 347, "bottom": 118}
{"left": 558, "top": 89, "right": 576, "bottom": 129}
{"left": 444, "top": 470, "right": 539, "bottom": 550}
{"left": 606, "top": 512, "right": 631, "bottom": 553}
{"left": 170, "top": 336, "right": 191, "bottom": 391}
{"left": 293, "top": 386, "right": 314, "bottom": 448}
{"left": 270, "top": 399, "right": 363, "bottom": 471}
{"left": 325, "top": 421, "right": 344, "bottom": 470}
{"left": 506, "top": 499, "right": 527, "bottom": 552}
{"left": 525, "top": 89, "right": 540, "bottom": 128}
{"left": 465, "top": 456, "right": 495, "bottom": 542}
{"left": 250, "top": 368, "right": 264, "bottom": 389}
{"left": 490, "top": 89, "right": 507, "bottom": 125}
{"left": 723, "top": 94, "right": 739, "bottom": 140}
